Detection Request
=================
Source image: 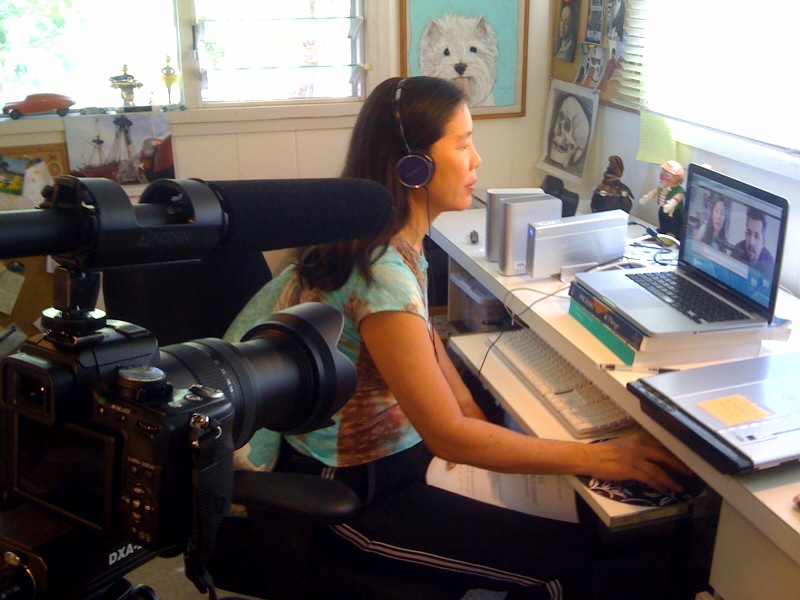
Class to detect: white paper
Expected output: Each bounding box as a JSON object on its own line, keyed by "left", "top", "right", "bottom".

{"left": 0, "top": 263, "right": 24, "bottom": 316}
{"left": 426, "top": 457, "right": 579, "bottom": 523}
{"left": 0, "top": 323, "right": 27, "bottom": 357}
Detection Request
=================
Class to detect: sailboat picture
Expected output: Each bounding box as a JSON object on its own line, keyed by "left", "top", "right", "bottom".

{"left": 64, "top": 112, "right": 174, "bottom": 185}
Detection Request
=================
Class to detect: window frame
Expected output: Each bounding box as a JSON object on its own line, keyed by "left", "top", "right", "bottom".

{"left": 176, "top": 0, "right": 368, "bottom": 109}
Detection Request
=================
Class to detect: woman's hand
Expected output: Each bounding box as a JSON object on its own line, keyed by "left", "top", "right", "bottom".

{"left": 583, "top": 430, "right": 693, "bottom": 492}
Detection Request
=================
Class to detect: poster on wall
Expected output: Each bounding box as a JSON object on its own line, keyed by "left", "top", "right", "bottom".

{"left": 537, "top": 80, "right": 599, "bottom": 184}
{"left": 64, "top": 112, "right": 174, "bottom": 187}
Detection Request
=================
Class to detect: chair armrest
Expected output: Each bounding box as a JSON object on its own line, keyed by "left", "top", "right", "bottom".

{"left": 232, "top": 471, "right": 361, "bottom": 524}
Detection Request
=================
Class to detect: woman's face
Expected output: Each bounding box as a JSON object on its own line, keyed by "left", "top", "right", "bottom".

{"left": 712, "top": 199, "right": 726, "bottom": 231}
{"left": 421, "top": 102, "right": 481, "bottom": 216}
{"left": 559, "top": 6, "right": 572, "bottom": 38}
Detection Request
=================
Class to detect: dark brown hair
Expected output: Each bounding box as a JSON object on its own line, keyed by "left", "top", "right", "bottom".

{"left": 294, "top": 76, "right": 466, "bottom": 291}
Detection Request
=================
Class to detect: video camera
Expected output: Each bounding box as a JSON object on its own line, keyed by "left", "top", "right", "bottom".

{"left": 0, "top": 175, "right": 394, "bottom": 599}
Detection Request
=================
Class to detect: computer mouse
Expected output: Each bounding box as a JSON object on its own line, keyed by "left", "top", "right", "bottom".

{"left": 577, "top": 473, "right": 704, "bottom": 507}
{"left": 578, "top": 438, "right": 706, "bottom": 507}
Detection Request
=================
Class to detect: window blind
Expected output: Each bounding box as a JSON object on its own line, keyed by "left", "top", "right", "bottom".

{"left": 612, "top": 0, "right": 799, "bottom": 154}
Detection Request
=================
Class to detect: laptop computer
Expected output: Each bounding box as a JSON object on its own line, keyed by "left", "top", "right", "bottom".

{"left": 628, "top": 352, "right": 800, "bottom": 474}
{"left": 575, "top": 164, "right": 789, "bottom": 336}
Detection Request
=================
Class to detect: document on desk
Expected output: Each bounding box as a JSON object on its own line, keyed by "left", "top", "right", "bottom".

{"left": 426, "top": 457, "right": 579, "bottom": 522}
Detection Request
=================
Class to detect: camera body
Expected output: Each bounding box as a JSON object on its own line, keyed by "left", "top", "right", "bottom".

{"left": 1, "top": 318, "right": 235, "bottom": 552}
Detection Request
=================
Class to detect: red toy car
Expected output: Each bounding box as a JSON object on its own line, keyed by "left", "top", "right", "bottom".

{"left": 2, "top": 93, "right": 75, "bottom": 120}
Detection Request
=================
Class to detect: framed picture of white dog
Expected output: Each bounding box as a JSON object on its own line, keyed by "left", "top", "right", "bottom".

{"left": 400, "top": 0, "right": 529, "bottom": 118}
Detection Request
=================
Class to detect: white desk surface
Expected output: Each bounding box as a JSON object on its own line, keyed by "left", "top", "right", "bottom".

{"left": 431, "top": 207, "right": 800, "bottom": 566}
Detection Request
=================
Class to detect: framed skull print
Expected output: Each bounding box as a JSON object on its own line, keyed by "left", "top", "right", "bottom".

{"left": 538, "top": 80, "right": 599, "bottom": 183}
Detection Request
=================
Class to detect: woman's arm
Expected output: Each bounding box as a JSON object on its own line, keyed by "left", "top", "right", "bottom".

{"left": 361, "top": 311, "right": 690, "bottom": 491}
{"left": 431, "top": 329, "right": 487, "bottom": 421}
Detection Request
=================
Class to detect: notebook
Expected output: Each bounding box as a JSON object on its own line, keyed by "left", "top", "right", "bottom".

{"left": 627, "top": 352, "right": 800, "bottom": 474}
{"left": 575, "top": 164, "right": 789, "bottom": 336}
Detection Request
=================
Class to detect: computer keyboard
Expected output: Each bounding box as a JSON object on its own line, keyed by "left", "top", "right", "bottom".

{"left": 489, "top": 328, "right": 635, "bottom": 438}
{"left": 627, "top": 271, "right": 747, "bottom": 323}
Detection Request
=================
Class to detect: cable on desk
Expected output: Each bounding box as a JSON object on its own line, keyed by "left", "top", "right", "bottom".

{"left": 476, "top": 282, "right": 570, "bottom": 377}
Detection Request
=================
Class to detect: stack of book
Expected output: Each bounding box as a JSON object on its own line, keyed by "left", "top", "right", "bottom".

{"left": 568, "top": 281, "right": 787, "bottom": 368}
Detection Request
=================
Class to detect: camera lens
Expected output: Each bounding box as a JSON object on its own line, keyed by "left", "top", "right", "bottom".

{"left": 157, "top": 303, "right": 356, "bottom": 447}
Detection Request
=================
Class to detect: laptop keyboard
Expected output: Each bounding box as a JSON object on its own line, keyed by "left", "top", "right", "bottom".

{"left": 627, "top": 271, "right": 748, "bottom": 323}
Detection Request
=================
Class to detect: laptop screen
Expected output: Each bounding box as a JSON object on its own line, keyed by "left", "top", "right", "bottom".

{"left": 680, "top": 164, "right": 788, "bottom": 319}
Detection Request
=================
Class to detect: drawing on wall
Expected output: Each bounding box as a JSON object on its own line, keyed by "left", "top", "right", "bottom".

{"left": 554, "top": 0, "right": 581, "bottom": 62}
{"left": 401, "top": 0, "right": 529, "bottom": 118}
{"left": 538, "top": 80, "right": 599, "bottom": 184}
{"left": 64, "top": 112, "right": 174, "bottom": 186}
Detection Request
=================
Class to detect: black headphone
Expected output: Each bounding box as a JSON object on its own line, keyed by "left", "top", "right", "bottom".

{"left": 393, "top": 78, "right": 435, "bottom": 188}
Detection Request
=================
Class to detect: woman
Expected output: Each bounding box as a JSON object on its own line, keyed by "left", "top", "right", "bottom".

{"left": 227, "top": 76, "right": 691, "bottom": 598}
{"left": 700, "top": 195, "right": 729, "bottom": 251}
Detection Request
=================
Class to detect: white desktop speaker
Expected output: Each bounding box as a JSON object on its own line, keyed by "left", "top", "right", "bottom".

{"left": 484, "top": 188, "right": 544, "bottom": 262}
{"left": 526, "top": 209, "right": 629, "bottom": 279}
{"left": 498, "top": 194, "right": 562, "bottom": 276}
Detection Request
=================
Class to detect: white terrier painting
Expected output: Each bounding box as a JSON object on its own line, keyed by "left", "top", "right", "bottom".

{"left": 418, "top": 12, "right": 499, "bottom": 107}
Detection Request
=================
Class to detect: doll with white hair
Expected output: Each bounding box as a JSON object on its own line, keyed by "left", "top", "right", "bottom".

{"left": 639, "top": 160, "right": 685, "bottom": 236}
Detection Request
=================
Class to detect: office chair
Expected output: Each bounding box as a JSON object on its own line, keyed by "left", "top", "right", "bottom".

{"left": 102, "top": 249, "right": 467, "bottom": 600}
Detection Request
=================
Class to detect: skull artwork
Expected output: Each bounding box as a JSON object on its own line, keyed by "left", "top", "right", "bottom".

{"left": 549, "top": 95, "right": 590, "bottom": 170}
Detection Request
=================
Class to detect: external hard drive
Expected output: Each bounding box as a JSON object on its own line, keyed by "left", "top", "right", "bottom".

{"left": 526, "top": 209, "right": 628, "bottom": 279}
{"left": 484, "top": 188, "right": 544, "bottom": 262}
{"left": 498, "top": 194, "right": 562, "bottom": 276}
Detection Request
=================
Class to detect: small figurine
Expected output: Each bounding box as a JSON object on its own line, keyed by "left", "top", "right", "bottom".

{"left": 639, "top": 160, "right": 685, "bottom": 237}
{"left": 161, "top": 55, "right": 179, "bottom": 104}
{"left": 110, "top": 65, "right": 143, "bottom": 107}
{"left": 591, "top": 155, "right": 633, "bottom": 213}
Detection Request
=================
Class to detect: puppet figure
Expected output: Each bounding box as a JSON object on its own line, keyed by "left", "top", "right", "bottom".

{"left": 591, "top": 155, "right": 633, "bottom": 213}
{"left": 639, "top": 160, "right": 685, "bottom": 236}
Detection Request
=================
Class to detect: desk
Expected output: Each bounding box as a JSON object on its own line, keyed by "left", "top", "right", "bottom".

{"left": 431, "top": 208, "right": 800, "bottom": 600}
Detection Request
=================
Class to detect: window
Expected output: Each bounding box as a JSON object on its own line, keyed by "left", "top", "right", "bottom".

{"left": 0, "top": 0, "right": 365, "bottom": 111}
{"left": 615, "top": 0, "right": 799, "bottom": 153}
{"left": 192, "top": 0, "right": 365, "bottom": 104}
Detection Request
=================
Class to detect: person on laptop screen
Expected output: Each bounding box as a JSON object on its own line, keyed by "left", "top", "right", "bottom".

{"left": 697, "top": 194, "right": 730, "bottom": 253}
{"left": 730, "top": 207, "right": 776, "bottom": 279}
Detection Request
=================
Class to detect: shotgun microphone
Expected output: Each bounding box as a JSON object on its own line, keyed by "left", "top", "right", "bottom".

{"left": 0, "top": 175, "right": 396, "bottom": 269}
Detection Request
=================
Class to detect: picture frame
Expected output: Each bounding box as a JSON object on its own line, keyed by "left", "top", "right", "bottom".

{"left": 400, "top": 0, "right": 529, "bottom": 119}
{"left": 537, "top": 80, "right": 599, "bottom": 184}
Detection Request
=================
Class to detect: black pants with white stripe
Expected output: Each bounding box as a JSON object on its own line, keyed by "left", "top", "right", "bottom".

{"left": 274, "top": 440, "right": 598, "bottom": 599}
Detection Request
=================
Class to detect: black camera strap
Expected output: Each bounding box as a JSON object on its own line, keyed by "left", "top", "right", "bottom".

{"left": 184, "top": 414, "right": 234, "bottom": 600}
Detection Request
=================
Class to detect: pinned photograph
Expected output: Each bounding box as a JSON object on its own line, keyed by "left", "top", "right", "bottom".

{"left": 574, "top": 43, "right": 607, "bottom": 90}
{"left": 586, "top": 0, "right": 604, "bottom": 44}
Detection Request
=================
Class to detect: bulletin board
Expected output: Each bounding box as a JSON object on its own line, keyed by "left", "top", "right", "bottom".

{"left": 0, "top": 144, "right": 67, "bottom": 338}
{"left": 550, "top": 0, "right": 626, "bottom": 108}
{"left": 0, "top": 257, "right": 52, "bottom": 338}
{"left": 0, "top": 143, "right": 70, "bottom": 179}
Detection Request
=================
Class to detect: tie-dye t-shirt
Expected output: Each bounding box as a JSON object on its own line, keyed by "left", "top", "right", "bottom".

{"left": 224, "top": 236, "right": 428, "bottom": 467}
